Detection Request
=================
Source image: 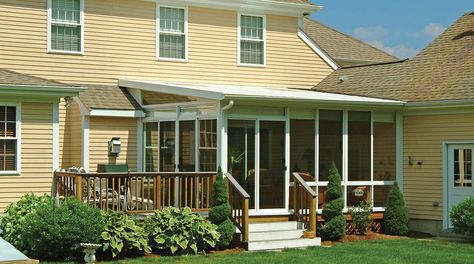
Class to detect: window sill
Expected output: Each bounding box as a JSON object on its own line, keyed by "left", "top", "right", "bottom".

{"left": 238, "top": 63, "right": 266, "bottom": 68}
{"left": 157, "top": 57, "right": 188, "bottom": 63}
{"left": 48, "top": 50, "right": 84, "bottom": 56}
{"left": 0, "top": 171, "right": 21, "bottom": 176}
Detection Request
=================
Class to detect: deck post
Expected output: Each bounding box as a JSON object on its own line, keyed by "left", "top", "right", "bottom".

{"left": 154, "top": 175, "right": 161, "bottom": 210}
{"left": 243, "top": 197, "right": 249, "bottom": 242}
{"left": 293, "top": 179, "right": 298, "bottom": 220}
{"left": 307, "top": 196, "right": 317, "bottom": 238}
{"left": 76, "top": 175, "right": 83, "bottom": 202}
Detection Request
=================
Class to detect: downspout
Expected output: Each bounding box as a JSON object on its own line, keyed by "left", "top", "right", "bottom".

{"left": 218, "top": 100, "right": 234, "bottom": 173}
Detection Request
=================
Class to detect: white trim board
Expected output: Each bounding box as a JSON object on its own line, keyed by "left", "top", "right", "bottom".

{"left": 298, "top": 29, "right": 339, "bottom": 70}
{"left": 89, "top": 109, "right": 146, "bottom": 118}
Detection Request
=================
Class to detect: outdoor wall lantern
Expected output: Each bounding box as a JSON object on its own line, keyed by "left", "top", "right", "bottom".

{"left": 108, "top": 137, "right": 121, "bottom": 157}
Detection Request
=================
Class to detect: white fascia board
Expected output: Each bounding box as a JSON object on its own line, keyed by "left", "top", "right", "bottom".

{"left": 0, "top": 84, "right": 86, "bottom": 97}
{"left": 298, "top": 29, "right": 339, "bottom": 70}
{"left": 89, "top": 109, "right": 146, "bottom": 118}
{"left": 405, "top": 99, "right": 474, "bottom": 109}
{"left": 149, "top": 0, "right": 321, "bottom": 16}
{"left": 119, "top": 79, "right": 225, "bottom": 100}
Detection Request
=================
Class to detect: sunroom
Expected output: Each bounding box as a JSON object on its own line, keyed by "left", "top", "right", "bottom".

{"left": 120, "top": 79, "right": 404, "bottom": 216}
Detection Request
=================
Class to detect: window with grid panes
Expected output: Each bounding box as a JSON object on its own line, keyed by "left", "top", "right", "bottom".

{"left": 240, "top": 15, "right": 265, "bottom": 65}
{"left": 199, "top": 120, "right": 217, "bottom": 172}
{"left": 49, "top": 0, "right": 82, "bottom": 52}
{"left": 0, "top": 106, "right": 18, "bottom": 172}
{"left": 158, "top": 7, "right": 186, "bottom": 60}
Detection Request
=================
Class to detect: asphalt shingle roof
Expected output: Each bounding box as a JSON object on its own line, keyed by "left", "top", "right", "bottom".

{"left": 0, "top": 69, "right": 72, "bottom": 87}
{"left": 314, "top": 12, "right": 474, "bottom": 102}
{"left": 77, "top": 84, "right": 142, "bottom": 111}
{"left": 303, "top": 18, "right": 398, "bottom": 64}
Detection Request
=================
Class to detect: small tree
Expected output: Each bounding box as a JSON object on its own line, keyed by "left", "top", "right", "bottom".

{"left": 384, "top": 182, "right": 409, "bottom": 235}
{"left": 349, "top": 201, "right": 373, "bottom": 235}
{"left": 320, "top": 162, "right": 346, "bottom": 240}
{"left": 208, "top": 167, "right": 235, "bottom": 248}
{"left": 449, "top": 197, "right": 474, "bottom": 238}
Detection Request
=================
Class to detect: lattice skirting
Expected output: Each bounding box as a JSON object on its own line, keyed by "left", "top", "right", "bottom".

{"left": 316, "top": 213, "right": 384, "bottom": 235}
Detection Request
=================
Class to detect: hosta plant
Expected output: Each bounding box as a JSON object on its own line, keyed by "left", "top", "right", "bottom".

{"left": 101, "top": 211, "right": 151, "bottom": 258}
{"left": 145, "top": 207, "right": 220, "bottom": 255}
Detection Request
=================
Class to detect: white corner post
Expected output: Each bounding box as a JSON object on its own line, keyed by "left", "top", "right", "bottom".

{"left": 52, "top": 101, "right": 60, "bottom": 171}
{"left": 81, "top": 115, "right": 90, "bottom": 172}
{"left": 396, "top": 111, "right": 404, "bottom": 192}
{"left": 136, "top": 118, "right": 144, "bottom": 172}
{"left": 218, "top": 100, "right": 233, "bottom": 174}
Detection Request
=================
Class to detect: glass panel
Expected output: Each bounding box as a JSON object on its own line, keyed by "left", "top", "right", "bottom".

{"left": 453, "top": 149, "right": 472, "bottom": 187}
{"left": 160, "top": 7, "right": 185, "bottom": 33}
{"left": 6, "top": 107, "right": 15, "bottom": 122}
{"left": 240, "top": 15, "right": 263, "bottom": 40}
{"left": 290, "top": 119, "right": 315, "bottom": 179}
{"left": 319, "top": 110, "right": 343, "bottom": 181}
{"left": 159, "top": 34, "right": 185, "bottom": 59}
{"left": 228, "top": 120, "right": 256, "bottom": 209}
{"left": 374, "top": 185, "right": 392, "bottom": 207}
{"left": 347, "top": 185, "right": 371, "bottom": 207}
{"left": 199, "top": 120, "right": 217, "bottom": 172}
{"left": 51, "top": 25, "right": 81, "bottom": 52}
{"left": 159, "top": 121, "right": 175, "bottom": 172}
{"left": 0, "top": 139, "right": 16, "bottom": 171}
{"left": 144, "top": 123, "right": 158, "bottom": 172}
{"left": 373, "top": 117, "right": 396, "bottom": 181}
{"left": 240, "top": 41, "right": 263, "bottom": 65}
{"left": 179, "top": 121, "right": 195, "bottom": 172}
{"left": 348, "top": 111, "right": 371, "bottom": 181}
{"left": 52, "top": 0, "right": 80, "bottom": 24}
{"left": 259, "top": 121, "right": 286, "bottom": 209}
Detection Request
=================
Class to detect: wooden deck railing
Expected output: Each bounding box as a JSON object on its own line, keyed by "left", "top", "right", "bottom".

{"left": 291, "top": 172, "right": 317, "bottom": 238}
{"left": 54, "top": 171, "right": 216, "bottom": 214}
{"left": 225, "top": 172, "right": 250, "bottom": 243}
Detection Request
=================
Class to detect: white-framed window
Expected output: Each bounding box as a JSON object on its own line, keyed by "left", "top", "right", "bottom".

{"left": 238, "top": 14, "right": 266, "bottom": 66}
{"left": 0, "top": 105, "right": 21, "bottom": 174}
{"left": 156, "top": 5, "right": 188, "bottom": 61}
{"left": 47, "top": 0, "right": 84, "bottom": 54}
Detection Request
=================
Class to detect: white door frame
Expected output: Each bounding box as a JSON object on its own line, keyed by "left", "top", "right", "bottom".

{"left": 443, "top": 141, "right": 474, "bottom": 230}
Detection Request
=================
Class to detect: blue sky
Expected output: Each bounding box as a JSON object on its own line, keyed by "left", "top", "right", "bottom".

{"left": 309, "top": 0, "right": 473, "bottom": 58}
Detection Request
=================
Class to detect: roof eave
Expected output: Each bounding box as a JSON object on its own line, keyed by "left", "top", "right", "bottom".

{"left": 0, "top": 84, "right": 86, "bottom": 97}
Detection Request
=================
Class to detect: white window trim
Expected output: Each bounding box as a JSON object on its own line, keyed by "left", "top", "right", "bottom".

{"left": 0, "top": 103, "right": 21, "bottom": 175}
{"left": 47, "top": 0, "right": 85, "bottom": 55}
{"left": 237, "top": 13, "right": 267, "bottom": 67}
{"left": 156, "top": 4, "right": 189, "bottom": 62}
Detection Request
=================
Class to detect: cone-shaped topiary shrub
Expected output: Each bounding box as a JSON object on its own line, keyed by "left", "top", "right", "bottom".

{"left": 384, "top": 182, "right": 409, "bottom": 235}
{"left": 320, "top": 162, "right": 346, "bottom": 241}
{"left": 209, "top": 167, "right": 235, "bottom": 248}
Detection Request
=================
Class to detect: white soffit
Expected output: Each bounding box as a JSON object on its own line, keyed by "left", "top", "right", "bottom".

{"left": 119, "top": 79, "right": 404, "bottom": 106}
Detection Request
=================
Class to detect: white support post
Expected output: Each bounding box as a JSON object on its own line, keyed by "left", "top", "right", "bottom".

{"left": 175, "top": 106, "right": 180, "bottom": 207}
{"left": 136, "top": 118, "right": 144, "bottom": 172}
{"left": 52, "top": 101, "right": 60, "bottom": 171}
{"left": 370, "top": 111, "right": 374, "bottom": 207}
{"left": 342, "top": 110, "right": 349, "bottom": 209}
{"left": 81, "top": 116, "right": 90, "bottom": 172}
{"left": 195, "top": 118, "right": 200, "bottom": 172}
{"left": 284, "top": 107, "right": 290, "bottom": 211}
{"left": 396, "top": 111, "right": 404, "bottom": 192}
{"left": 314, "top": 109, "right": 319, "bottom": 210}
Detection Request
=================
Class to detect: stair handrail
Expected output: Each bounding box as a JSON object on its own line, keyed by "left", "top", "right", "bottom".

{"left": 292, "top": 172, "right": 317, "bottom": 238}
{"left": 225, "top": 172, "right": 250, "bottom": 243}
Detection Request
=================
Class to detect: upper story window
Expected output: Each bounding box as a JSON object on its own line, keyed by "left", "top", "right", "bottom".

{"left": 0, "top": 106, "right": 19, "bottom": 173}
{"left": 239, "top": 14, "right": 266, "bottom": 66}
{"left": 48, "top": 0, "right": 84, "bottom": 54}
{"left": 157, "top": 6, "right": 188, "bottom": 61}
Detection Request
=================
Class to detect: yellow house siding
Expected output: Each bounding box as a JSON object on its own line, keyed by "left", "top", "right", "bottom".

{"left": 0, "top": 102, "right": 53, "bottom": 210}
{"left": 0, "top": 1, "right": 333, "bottom": 89}
{"left": 89, "top": 117, "right": 137, "bottom": 172}
{"left": 404, "top": 113, "right": 474, "bottom": 221}
{"left": 59, "top": 101, "right": 82, "bottom": 169}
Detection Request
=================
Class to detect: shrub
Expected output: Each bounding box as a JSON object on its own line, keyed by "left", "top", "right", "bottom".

{"left": 349, "top": 201, "right": 373, "bottom": 235}
{"left": 21, "top": 197, "right": 105, "bottom": 261}
{"left": 384, "top": 182, "right": 409, "bottom": 235}
{"left": 0, "top": 193, "right": 52, "bottom": 250}
{"left": 321, "top": 162, "right": 345, "bottom": 241}
{"left": 101, "top": 211, "right": 151, "bottom": 258}
{"left": 145, "top": 207, "right": 220, "bottom": 255}
{"left": 449, "top": 197, "right": 474, "bottom": 238}
{"left": 209, "top": 167, "right": 235, "bottom": 248}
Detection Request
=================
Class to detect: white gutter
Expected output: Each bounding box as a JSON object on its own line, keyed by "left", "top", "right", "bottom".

{"left": 221, "top": 100, "right": 235, "bottom": 112}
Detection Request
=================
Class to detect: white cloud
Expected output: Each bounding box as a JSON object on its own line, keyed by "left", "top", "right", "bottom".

{"left": 423, "top": 23, "right": 445, "bottom": 38}
{"left": 367, "top": 40, "right": 419, "bottom": 59}
{"left": 352, "top": 26, "right": 389, "bottom": 42}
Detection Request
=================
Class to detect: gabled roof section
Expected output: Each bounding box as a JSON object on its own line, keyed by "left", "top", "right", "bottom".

{"left": 76, "top": 84, "right": 142, "bottom": 111}
{"left": 0, "top": 69, "right": 71, "bottom": 87}
{"left": 314, "top": 12, "right": 474, "bottom": 102}
{"left": 303, "top": 18, "right": 398, "bottom": 65}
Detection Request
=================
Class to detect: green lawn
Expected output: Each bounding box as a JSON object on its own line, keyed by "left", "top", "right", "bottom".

{"left": 106, "top": 239, "right": 473, "bottom": 264}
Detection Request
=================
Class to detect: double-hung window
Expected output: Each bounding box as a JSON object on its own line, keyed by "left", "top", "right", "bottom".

{"left": 239, "top": 14, "right": 266, "bottom": 66}
{"left": 157, "top": 6, "right": 187, "bottom": 60}
{"left": 48, "top": 0, "right": 83, "bottom": 53}
{"left": 0, "top": 106, "right": 19, "bottom": 173}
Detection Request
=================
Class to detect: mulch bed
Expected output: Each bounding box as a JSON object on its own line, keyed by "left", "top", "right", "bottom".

{"left": 322, "top": 231, "right": 405, "bottom": 246}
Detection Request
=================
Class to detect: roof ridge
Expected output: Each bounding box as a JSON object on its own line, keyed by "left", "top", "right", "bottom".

{"left": 304, "top": 17, "right": 399, "bottom": 60}
{"left": 341, "top": 59, "right": 408, "bottom": 69}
